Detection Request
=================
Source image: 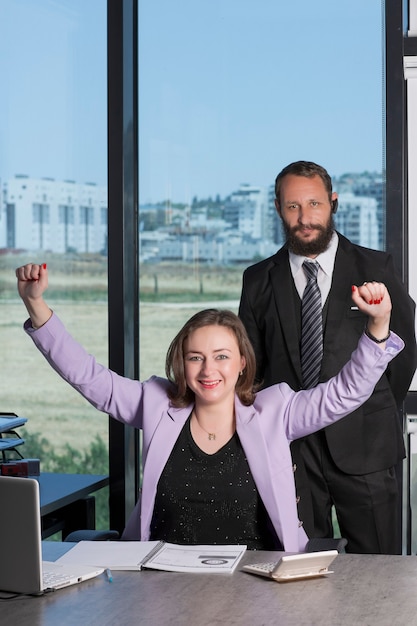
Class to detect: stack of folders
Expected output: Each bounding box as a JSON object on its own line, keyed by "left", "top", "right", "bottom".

{"left": 0, "top": 413, "right": 27, "bottom": 452}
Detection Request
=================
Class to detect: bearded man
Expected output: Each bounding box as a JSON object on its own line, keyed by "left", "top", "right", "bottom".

{"left": 238, "top": 160, "right": 417, "bottom": 554}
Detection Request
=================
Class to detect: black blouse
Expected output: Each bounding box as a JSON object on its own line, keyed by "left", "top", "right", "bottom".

{"left": 150, "top": 416, "right": 281, "bottom": 550}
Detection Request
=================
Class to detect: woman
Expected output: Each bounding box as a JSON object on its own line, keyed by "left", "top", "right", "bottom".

{"left": 16, "top": 263, "right": 403, "bottom": 552}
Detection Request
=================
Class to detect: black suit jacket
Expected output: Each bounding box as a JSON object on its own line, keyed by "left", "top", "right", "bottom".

{"left": 239, "top": 233, "right": 417, "bottom": 475}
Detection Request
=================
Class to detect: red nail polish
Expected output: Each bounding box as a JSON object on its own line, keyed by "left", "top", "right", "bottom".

{"left": 351, "top": 285, "right": 356, "bottom": 292}
{"left": 42, "top": 263, "right": 47, "bottom": 270}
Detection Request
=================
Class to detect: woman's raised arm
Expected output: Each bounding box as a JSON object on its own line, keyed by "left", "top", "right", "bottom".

{"left": 15, "top": 263, "right": 53, "bottom": 329}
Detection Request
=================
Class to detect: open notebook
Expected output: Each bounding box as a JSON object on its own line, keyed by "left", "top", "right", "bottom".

{"left": 0, "top": 476, "right": 104, "bottom": 595}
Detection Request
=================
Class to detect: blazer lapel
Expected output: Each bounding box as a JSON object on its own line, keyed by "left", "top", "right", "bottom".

{"left": 140, "top": 404, "right": 192, "bottom": 538}
{"left": 236, "top": 400, "right": 300, "bottom": 551}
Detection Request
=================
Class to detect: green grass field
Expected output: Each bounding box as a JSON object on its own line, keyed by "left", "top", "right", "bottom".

{"left": 1, "top": 253, "right": 241, "bottom": 455}
{"left": 2, "top": 253, "right": 416, "bottom": 545}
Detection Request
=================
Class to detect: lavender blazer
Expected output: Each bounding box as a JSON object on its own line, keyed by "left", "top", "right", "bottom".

{"left": 25, "top": 314, "right": 403, "bottom": 552}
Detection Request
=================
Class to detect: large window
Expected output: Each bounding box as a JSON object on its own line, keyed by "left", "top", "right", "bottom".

{"left": 1, "top": 0, "right": 397, "bottom": 539}
{"left": 138, "top": 0, "right": 385, "bottom": 379}
{"left": 0, "top": 2, "right": 108, "bottom": 485}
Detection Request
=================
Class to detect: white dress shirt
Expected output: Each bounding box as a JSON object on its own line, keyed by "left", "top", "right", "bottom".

{"left": 289, "top": 231, "right": 339, "bottom": 307}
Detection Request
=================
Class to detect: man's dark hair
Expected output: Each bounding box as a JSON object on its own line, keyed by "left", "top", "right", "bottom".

{"left": 275, "top": 161, "right": 333, "bottom": 205}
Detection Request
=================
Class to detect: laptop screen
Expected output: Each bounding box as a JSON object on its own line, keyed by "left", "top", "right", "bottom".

{"left": 0, "top": 475, "right": 44, "bottom": 594}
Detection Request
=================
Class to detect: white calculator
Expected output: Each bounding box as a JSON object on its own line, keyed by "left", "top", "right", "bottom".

{"left": 242, "top": 550, "right": 338, "bottom": 582}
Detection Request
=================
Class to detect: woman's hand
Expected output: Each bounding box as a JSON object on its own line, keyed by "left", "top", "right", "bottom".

{"left": 351, "top": 282, "right": 391, "bottom": 345}
{"left": 15, "top": 263, "right": 52, "bottom": 329}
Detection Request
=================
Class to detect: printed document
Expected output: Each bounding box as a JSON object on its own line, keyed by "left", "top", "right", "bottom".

{"left": 57, "top": 541, "right": 247, "bottom": 573}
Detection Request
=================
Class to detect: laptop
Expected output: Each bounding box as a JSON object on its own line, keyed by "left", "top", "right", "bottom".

{"left": 0, "top": 475, "right": 104, "bottom": 595}
{"left": 242, "top": 550, "right": 338, "bottom": 582}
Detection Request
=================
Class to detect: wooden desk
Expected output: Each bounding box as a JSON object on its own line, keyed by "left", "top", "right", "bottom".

{"left": 1, "top": 544, "right": 417, "bottom": 625}
{"left": 38, "top": 473, "right": 109, "bottom": 539}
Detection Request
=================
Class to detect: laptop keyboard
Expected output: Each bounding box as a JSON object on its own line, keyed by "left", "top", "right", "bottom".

{"left": 245, "top": 562, "right": 277, "bottom": 573}
{"left": 43, "top": 570, "right": 74, "bottom": 589}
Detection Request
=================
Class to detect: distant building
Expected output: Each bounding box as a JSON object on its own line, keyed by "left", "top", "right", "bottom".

{"left": 0, "top": 172, "right": 383, "bottom": 260}
{"left": 224, "top": 184, "right": 268, "bottom": 239}
{"left": 267, "top": 185, "right": 285, "bottom": 247}
{"left": 1, "top": 175, "right": 107, "bottom": 253}
{"left": 334, "top": 171, "right": 383, "bottom": 249}
{"left": 335, "top": 192, "right": 380, "bottom": 249}
{"left": 139, "top": 229, "right": 277, "bottom": 264}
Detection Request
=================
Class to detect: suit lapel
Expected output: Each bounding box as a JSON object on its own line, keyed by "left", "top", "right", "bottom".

{"left": 324, "top": 237, "right": 356, "bottom": 349}
{"left": 270, "top": 251, "right": 302, "bottom": 381}
{"left": 269, "top": 235, "right": 356, "bottom": 383}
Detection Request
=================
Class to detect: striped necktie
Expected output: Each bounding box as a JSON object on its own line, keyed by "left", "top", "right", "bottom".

{"left": 301, "top": 261, "right": 323, "bottom": 389}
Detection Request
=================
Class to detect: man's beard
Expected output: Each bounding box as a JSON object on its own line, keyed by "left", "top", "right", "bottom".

{"left": 282, "top": 216, "right": 335, "bottom": 256}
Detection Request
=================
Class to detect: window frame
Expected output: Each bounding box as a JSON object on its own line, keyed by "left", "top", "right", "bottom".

{"left": 107, "top": 0, "right": 139, "bottom": 533}
{"left": 107, "top": 0, "right": 411, "bottom": 538}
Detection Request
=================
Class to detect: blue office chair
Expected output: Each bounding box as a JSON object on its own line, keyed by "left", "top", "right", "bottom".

{"left": 64, "top": 529, "right": 119, "bottom": 541}
{"left": 65, "top": 529, "right": 347, "bottom": 552}
{"left": 305, "top": 537, "right": 347, "bottom": 553}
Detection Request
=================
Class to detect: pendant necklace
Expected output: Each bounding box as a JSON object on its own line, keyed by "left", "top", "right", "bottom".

{"left": 192, "top": 411, "right": 232, "bottom": 441}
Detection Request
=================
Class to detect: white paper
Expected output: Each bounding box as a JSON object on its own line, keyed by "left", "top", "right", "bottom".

{"left": 143, "top": 543, "right": 247, "bottom": 574}
{"left": 56, "top": 540, "right": 161, "bottom": 571}
{"left": 56, "top": 541, "right": 247, "bottom": 573}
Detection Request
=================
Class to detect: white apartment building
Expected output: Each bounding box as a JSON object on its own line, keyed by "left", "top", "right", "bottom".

{"left": 0, "top": 176, "right": 381, "bottom": 259}
{"left": 335, "top": 192, "right": 380, "bottom": 249}
{"left": 1, "top": 175, "right": 107, "bottom": 254}
{"left": 224, "top": 184, "right": 268, "bottom": 239}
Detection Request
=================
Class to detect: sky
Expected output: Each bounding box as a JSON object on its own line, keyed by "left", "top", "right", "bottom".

{"left": 0, "top": 0, "right": 384, "bottom": 204}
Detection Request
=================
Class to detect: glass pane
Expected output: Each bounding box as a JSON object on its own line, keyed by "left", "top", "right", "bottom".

{"left": 0, "top": 0, "right": 108, "bottom": 519}
{"left": 138, "top": 0, "right": 384, "bottom": 378}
